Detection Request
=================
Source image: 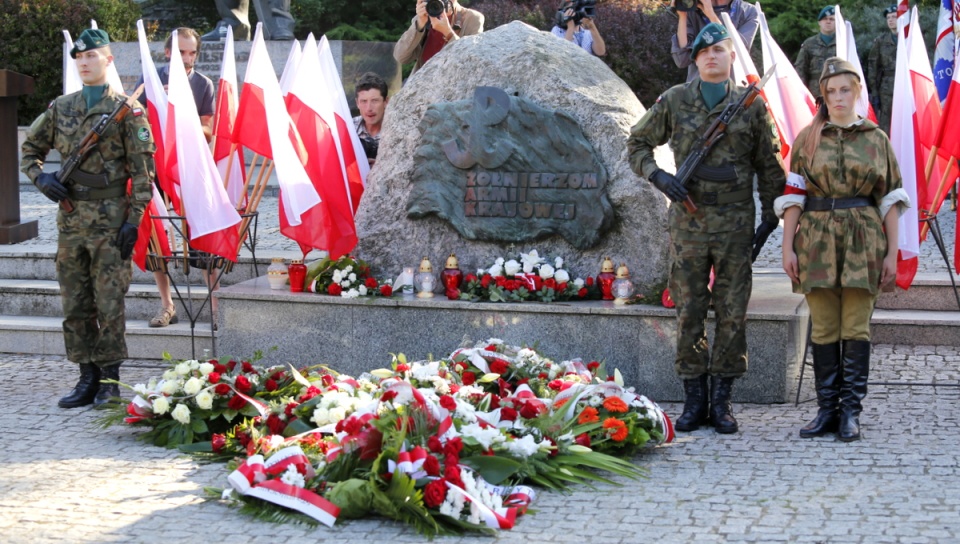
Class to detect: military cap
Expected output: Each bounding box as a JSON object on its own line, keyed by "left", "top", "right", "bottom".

{"left": 819, "top": 57, "right": 861, "bottom": 85}
{"left": 70, "top": 28, "right": 110, "bottom": 59}
{"left": 818, "top": 6, "right": 836, "bottom": 20}
{"left": 690, "top": 22, "right": 730, "bottom": 59}
{"left": 883, "top": 5, "right": 897, "bottom": 16}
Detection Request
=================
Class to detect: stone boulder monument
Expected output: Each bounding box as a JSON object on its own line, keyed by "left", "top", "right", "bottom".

{"left": 355, "top": 21, "right": 675, "bottom": 289}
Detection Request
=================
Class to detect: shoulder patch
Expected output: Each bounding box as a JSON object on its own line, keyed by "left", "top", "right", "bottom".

{"left": 132, "top": 107, "right": 144, "bottom": 117}
{"left": 137, "top": 127, "right": 150, "bottom": 142}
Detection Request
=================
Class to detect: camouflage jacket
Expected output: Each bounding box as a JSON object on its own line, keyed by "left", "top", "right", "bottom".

{"left": 790, "top": 119, "right": 902, "bottom": 294}
{"left": 627, "top": 77, "right": 786, "bottom": 233}
{"left": 794, "top": 34, "right": 837, "bottom": 97}
{"left": 866, "top": 31, "right": 897, "bottom": 131}
{"left": 21, "top": 86, "right": 155, "bottom": 230}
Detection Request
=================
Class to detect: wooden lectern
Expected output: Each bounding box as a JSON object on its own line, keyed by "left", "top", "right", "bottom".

{"left": 0, "top": 69, "right": 39, "bottom": 244}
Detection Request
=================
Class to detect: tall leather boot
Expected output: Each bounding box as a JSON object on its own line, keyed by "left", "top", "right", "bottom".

{"left": 58, "top": 364, "right": 101, "bottom": 408}
{"left": 93, "top": 363, "right": 122, "bottom": 408}
{"left": 838, "top": 340, "right": 870, "bottom": 442}
{"left": 799, "top": 342, "right": 842, "bottom": 438}
{"left": 710, "top": 376, "right": 738, "bottom": 434}
{"left": 674, "top": 374, "right": 709, "bottom": 432}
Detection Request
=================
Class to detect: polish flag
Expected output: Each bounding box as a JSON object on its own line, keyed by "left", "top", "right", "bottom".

{"left": 213, "top": 26, "right": 246, "bottom": 208}
{"left": 90, "top": 20, "right": 124, "bottom": 94}
{"left": 318, "top": 36, "right": 368, "bottom": 213}
{"left": 932, "top": 0, "right": 957, "bottom": 103}
{"left": 132, "top": 185, "right": 173, "bottom": 272}
{"left": 136, "top": 20, "right": 180, "bottom": 215}
{"left": 285, "top": 34, "right": 358, "bottom": 258}
{"left": 279, "top": 39, "right": 302, "bottom": 97}
{"left": 232, "top": 23, "right": 321, "bottom": 227}
{"left": 834, "top": 7, "right": 877, "bottom": 123}
{"left": 63, "top": 24, "right": 124, "bottom": 95}
{"left": 165, "top": 29, "right": 241, "bottom": 261}
{"left": 756, "top": 4, "right": 816, "bottom": 170}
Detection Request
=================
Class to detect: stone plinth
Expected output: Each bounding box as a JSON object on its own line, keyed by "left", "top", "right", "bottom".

{"left": 216, "top": 272, "right": 808, "bottom": 404}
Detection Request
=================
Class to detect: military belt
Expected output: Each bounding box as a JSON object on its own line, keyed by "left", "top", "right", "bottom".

{"left": 67, "top": 184, "right": 127, "bottom": 201}
{"left": 805, "top": 197, "right": 875, "bottom": 211}
{"left": 68, "top": 169, "right": 110, "bottom": 188}
{"left": 690, "top": 187, "right": 752, "bottom": 206}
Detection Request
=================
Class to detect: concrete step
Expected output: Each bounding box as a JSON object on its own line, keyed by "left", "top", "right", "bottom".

{"left": 0, "top": 314, "right": 214, "bottom": 361}
{"left": 876, "top": 272, "right": 960, "bottom": 312}
{"left": 870, "top": 308, "right": 960, "bottom": 346}
{"left": 0, "top": 278, "right": 215, "bottom": 322}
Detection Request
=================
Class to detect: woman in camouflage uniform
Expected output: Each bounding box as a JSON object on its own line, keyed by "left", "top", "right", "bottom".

{"left": 778, "top": 58, "right": 910, "bottom": 442}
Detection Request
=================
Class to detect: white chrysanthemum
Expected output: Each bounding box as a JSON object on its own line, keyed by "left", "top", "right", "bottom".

{"left": 412, "top": 361, "right": 440, "bottom": 380}
{"left": 344, "top": 288, "right": 360, "bottom": 298}
{"left": 182, "top": 377, "right": 204, "bottom": 396}
{"left": 467, "top": 501, "right": 482, "bottom": 525}
{"left": 359, "top": 285, "right": 368, "bottom": 296}
{"left": 175, "top": 362, "right": 192, "bottom": 376}
{"left": 152, "top": 396, "right": 170, "bottom": 415}
{"left": 198, "top": 362, "right": 215, "bottom": 376}
{"left": 555, "top": 256, "right": 564, "bottom": 269}
{"left": 429, "top": 376, "right": 450, "bottom": 395}
{"left": 344, "top": 265, "right": 353, "bottom": 273}
{"left": 195, "top": 390, "right": 214, "bottom": 410}
{"left": 488, "top": 263, "right": 504, "bottom": 277}
{"left": 333, "top": 270, "right": 342, "bottom": 283}
{"left": 280, "top": 465, "right": 306, "bottom": 488}
{"left": 171, "top": 403, "right": 191, "bottom": 425}
{"left": 311, "top": 407, "right": 330, "bottom": 426}
{"left": 159, "top": 379, "right": 181, "bottom": 396}
{"left": 461, "top": 423, "right": 504, "bottom": 449}
{"left": 504, "top": 259, "right": 521, "bottom": 276}
{"left": 341, "top": 280, "right": 351, "bottom": 288}
{"left": 506, "top": 434, "right": 540, "bottom": 457}
{"left": 538, "top": 264, "right": 555, "bottom": 279}
{"left": 348, "top": 273, "right": 357, "bottom": 282}
{"left": 328, "top": 407, "right": 347, "bottom": 422}
{"left": 573, "top": 277, "right": 585, "bottom": 288}
{"left": 555, "top": 269, "right": 570, "bottom": 283}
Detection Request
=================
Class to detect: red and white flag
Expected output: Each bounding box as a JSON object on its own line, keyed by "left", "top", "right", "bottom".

{"left": 931, "top": 48, "right": 960, "bottom": 272}
{"left": 166, "top": 29, "right": 241, "bottom": 261}
{"left": 136, "top": 19, "right": 180, "bottom": 215}
{"left": 213, "top": 25, "right": 246, "bottom": 209}
{"left": 132, "top": 185, "right": 173, "bottom": 272}
{"left": 833, "top": 7, "right": 877, "bottom": 123}
{"left": 232, "top": 23, "right": 320, "bottom": 227}
{"left": 285, "top": 34, "right": 359, "bottom": 258}
{"left": 279, "top": 39, "right": 302, "bottom": 97}
{"left": 757, "top": 5, "right": 816, "bottom": 170}
{"left": 318, "top": 36, "right": 368, "bottom": 213}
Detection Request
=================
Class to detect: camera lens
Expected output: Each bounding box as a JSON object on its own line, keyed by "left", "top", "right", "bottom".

{"left": 426, "top": 0, "right": 445, "bottom": 18}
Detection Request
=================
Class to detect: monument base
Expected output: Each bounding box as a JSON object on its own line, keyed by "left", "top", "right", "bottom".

{"left": 217, "top": 271, "right": 808, "bottom": 404}
{"left": 0, "top": 220, "right": 38, "bottom": 244}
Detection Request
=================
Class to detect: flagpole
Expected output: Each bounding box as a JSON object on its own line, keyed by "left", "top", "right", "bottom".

{"left": 223, "top": 142, "right": 237, "bottom": 191}
{"left": 921, "top": 156, "right": 958, "bottom": 239}
{"left": 234, "top": 158, "right": 273, "bottom": 256}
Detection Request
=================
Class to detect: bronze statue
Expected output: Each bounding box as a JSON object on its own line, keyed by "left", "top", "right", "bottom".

{"left": 201, "top": 0, "right": 295, "bottom": 41}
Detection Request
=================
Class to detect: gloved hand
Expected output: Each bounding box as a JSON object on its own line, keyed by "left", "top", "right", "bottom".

{"left": 115, "top": 222, "right": 138, "bottom": 261}
{"left": 751, "top": 219, "right": 779, "bottom": 262}
{"left": 36, "top": 172, "right": 68, "bottom": 203}
{"left": 649, "top": 169, "right": 689, "bottom": 203}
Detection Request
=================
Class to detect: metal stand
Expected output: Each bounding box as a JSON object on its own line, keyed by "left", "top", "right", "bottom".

{"left": 148, "top": 211, "right": 259, "bottom": 359}
{"left": 920, "top": 214, "right": 960, "bottom": 312}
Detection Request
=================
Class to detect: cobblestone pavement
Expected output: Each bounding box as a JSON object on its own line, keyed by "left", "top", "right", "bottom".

{"left": 1, "top": 345, "right": 959, "bottom": 544}
{"left": 16, "top": 188, "right": 960, "bottom": 275}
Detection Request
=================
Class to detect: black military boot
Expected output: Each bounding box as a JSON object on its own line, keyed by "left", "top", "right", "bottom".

{"left": 710, "top": 376, "right": 738, "bottom": 434}
{"left": 93, "top": 363, "right": 122, "bottom": 408}
{"left": 800, "top": 342, "right": 842, "bottom": 438}
{"left": 58, "top": 364, "right": 101, "bottom": 408}
{"left": 674, "top": 374, "right": 709, "bottom": 432}
{"left": 838, "top": 340, "right": 870, "bottom": 442}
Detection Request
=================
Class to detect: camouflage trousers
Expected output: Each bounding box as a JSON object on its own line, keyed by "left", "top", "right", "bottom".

{"left": 669, "top": 227, "right": 753, "bottom": 379}
{"left": 56, "top": 229, "right": 131, "bottom": 367}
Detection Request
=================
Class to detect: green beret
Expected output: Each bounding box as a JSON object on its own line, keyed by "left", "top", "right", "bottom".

{"left": 883, "top": 5, "right": 897, "bottom": 17}
{"left": 691, "top": 23, "right": 730, "bottom": 60}
{"left": 70, "top": 29, "right": 110, "bottom": 59}
{"left": 818, "top": 6, "right": 835, "bottom": 20}
{"left": 819, "top": 57, "right": 861, "bottom": 85}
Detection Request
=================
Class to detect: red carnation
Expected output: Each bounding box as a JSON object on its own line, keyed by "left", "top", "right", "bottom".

{"left": 490, "top": 359, "right": 509, "bottom": 375}
{"left": 538, "top": 372, "right": 548, "bottom": 380}
{"left": 234, "top": 375, "right": 253, "bottom": 393}
{"left": 586, "top": 276, "right": 595, "bottom": 286}
{"left": 207, "top": 372, "right": 221, "bottom": 384}
{"left": 227, "top": 395, "right": 247, "bottom": 410}
{"left": 558, "top": 282, "right": 568, "bottom": 291}
{"left": 480, "top": 274, "right": 492, "bottom": 288}
{"left": 211, "top": 433, "right": 226, "bottom": 453}
{"left": 396, "top": 363, "right": 410, "bottom": 373}
{"left": 465, "top": 274, "right": 478, "bottom": 283}
{"left": 271, "top": 370, "right": 286, "bottom": 381}
{"left": 299, "top": 385, "right": 322, "bottom": 401}
{"left": 574, "top": 432, "right": 592, "bottom": 448}
{"left": 379, "top": 284, "right": 393, "bottom": 297}
{"left": 439, "top": 395, "right": 457, "bottom": 411}
{"left": 380, "top": 390, "right": 398, "bottom": 403}
{"left": 265, "top": 378, "right": 278, "bottom": 392}
{"left": 241, "top": 361, "right": 256, "bottom": 374}
{"left": 365, "top": 277, "right": 378, "bottom": 289}
{"left": 427, "top": 435, "right": 443, "bottom": 453}
{"left": 423, "top": 454, "right": 441, "bottom": 476}
{"left": 212, "top": 362, "right": 228, "bottom": 374}
{"left": 227, "top": 360, "right": 238, "bottom": 371}
{"left": 587, "top": 361, "right": 601, "bottom": 371}
{"left": 423, "top": 478, "right": 448, "bottom": 508}
{"left": 236, "top": 430, "right": 251, "bottom": 447}
{"left": 578, "top": 287, "right": 588, "bottom": 298}
{"left": 443, "top": 436, "right": 463, "bottom": 457}
{"left": 214, "top": 383, "right": 231, "bottom": 396}
{"left": 544, "top": 278, "right": 557, "bottom": 290}
{"left": 343, "top": 416, "right": 366, "bottom": 436}
{"left": 266, "top": 414, "right": 286, "bottom": 435}
{"left": 327, "top": 283, "right": 342, "bottom": 296}
{"left": 461, "top": 371, "right": 476, "bottom": 386}
{"left": 500, "top": 406, "right": 518, "bottom": 421}
{"left": 444, "top": 465, "right": 464, "bottom": 489}
{"left": 285, "top": 402, "right": 299, "bottom": 418}
{"left": 519, "top": 399, "right": 547, "bottom": 419}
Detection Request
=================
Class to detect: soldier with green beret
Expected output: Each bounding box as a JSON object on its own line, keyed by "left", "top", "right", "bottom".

{"left": 866, "top": 5, "right": 899, "bottom": 134}
{"left": 794, "top": 5, "right": 838, "bottom": 97}
{"left": 21, "top": 28, "right": 156, "bottom": 409}
{"left": 778, "top": 57, "right": 910, "bottom": 442}
{"left": 628, "top": 22, "right": 786, "bottom": 435}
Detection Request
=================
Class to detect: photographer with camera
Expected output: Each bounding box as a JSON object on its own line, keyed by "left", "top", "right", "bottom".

{"left": 550, "top": 0, "right": 606, "bottom": 57}
{"left": 353, "top": 72, "right": 389, "bottom": 167}
{"left": 671, "top": 0, "right": 758, "bottom": 82}
{"left": 394, "top": 0, "right": 484, "bottom": 77}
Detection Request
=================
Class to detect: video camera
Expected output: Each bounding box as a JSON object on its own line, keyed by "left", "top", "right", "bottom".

{"left": 556, "top": 0, "right": 597, "bottom": 27}
{"left": 359, "top": 135, "right": 379, "bottom": 160}
{"left": 671, "top": 1, "right": 733, "bottom": 14}
{"left": 426, "top": 0, "right": 453, "bottom": 18}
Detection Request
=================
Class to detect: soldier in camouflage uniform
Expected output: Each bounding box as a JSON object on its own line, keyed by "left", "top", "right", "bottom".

{"left": 866, "top": 6, "right": 898, "bottom": 134}
{"left": 627, "top": 23, "right": 786, "bottom": 434}
{"left": 21, "top": 29, "right": 155, "bottom": 409}
{"left": 778, "top": 58, "right": 910, "bottom": 442}
{"left": 794, "top": 6, "right": 838, "bottom": 98}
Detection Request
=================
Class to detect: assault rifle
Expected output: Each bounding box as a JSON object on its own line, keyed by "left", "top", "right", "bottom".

{"left": 675, "top": 65, "right": 776, "bottom": 213}
{"left": 57, "top": 85, "right": 145, "bottom": 212}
